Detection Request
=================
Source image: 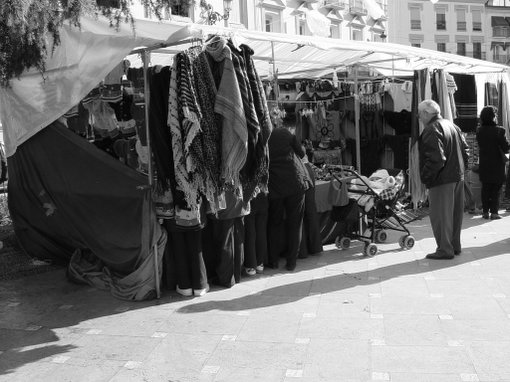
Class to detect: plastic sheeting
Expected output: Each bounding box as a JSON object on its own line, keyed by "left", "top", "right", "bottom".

{"left": 7, "top": 121, "right": 166, "bottom": 300}
{"left": 0, "top": 16, "right": 189, "bottom": 157}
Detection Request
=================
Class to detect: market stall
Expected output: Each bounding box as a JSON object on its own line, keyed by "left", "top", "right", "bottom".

{"left": 1, "top": 16, "right": 510, "bottom": 299}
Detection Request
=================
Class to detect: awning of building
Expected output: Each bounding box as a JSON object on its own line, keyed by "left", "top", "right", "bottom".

{"left": 491, "top": 41, "right": 507, "bottom": 50}
{"left": 491, "top": 16, "right": 509, "bottom": 27}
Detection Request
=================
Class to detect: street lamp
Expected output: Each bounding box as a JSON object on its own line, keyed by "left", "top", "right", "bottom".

{"left": 199, "top": 0, "right": 233, "bottom": 25}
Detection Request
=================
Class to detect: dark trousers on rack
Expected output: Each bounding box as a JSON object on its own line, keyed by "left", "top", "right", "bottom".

{"left": 268, "top": 192, "right": 305, "bottom": 269}
{"left": 481, "top": 182, "right": 503, "bottom": 214}
{"left": 169, "top": 230, "right": 208, "bottom": 291}
{"left": 206, "top": 217, "right": 245, "bottom": 288}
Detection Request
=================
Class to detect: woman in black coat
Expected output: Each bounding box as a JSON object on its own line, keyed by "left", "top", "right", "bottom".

{"left": 476, "top": 105, "right": 510, "bottom": 220}
{"left": 267, "top": 126, "right": 312, "bottom": 271}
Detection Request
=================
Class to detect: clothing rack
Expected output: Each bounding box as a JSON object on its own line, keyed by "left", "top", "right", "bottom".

{"left": 132, "top": 37, "right": 205, "bottom": 299}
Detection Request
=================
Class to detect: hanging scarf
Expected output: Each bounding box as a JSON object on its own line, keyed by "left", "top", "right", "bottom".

{"left": 206, "top": 37, "right": 248, "bottom": 191}
{"left": 193, "top": 51, "right": 223, "bottom": 209}
{"left": 167, "top": 60, "right": 199, "bottom": 210}
{"left": 241, "top": 44, "right": 273, "bottom": 194}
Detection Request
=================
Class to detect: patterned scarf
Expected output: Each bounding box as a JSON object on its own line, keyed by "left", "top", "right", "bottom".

{"left": 206, "top": 37, "right": 248, "bottom": 191}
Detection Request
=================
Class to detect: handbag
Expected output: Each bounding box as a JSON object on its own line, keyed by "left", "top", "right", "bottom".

{"left": 327, "top": 179, "right": 349, "bottom": 207}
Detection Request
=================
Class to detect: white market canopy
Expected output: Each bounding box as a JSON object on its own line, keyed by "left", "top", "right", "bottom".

{"left": 1, "top": 16, "right": 509, "bottom": 157}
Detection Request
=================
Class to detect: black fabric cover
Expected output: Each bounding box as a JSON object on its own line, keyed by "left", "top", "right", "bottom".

{"left": 7, "top": 121, "right": 159, "bottom": 274}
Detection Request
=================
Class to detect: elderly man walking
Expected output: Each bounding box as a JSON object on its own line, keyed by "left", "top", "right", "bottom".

{"left": 418, "top": 99, "right": 469, "bottom": 260}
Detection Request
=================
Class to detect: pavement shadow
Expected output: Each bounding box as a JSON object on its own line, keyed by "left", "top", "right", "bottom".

{"left": 177, "top": 236, "right": 510, "bottom": 314}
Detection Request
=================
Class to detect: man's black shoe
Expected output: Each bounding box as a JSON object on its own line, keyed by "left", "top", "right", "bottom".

{"left": 454, "top": 250, "right": 461, "bottom": 255}
{"left": 426, "top": 252, "right": 454, "bottom": 260}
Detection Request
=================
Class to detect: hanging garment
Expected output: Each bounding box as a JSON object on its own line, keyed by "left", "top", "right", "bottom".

{"left": 453, "top": 73, "right": 478, "bottom": 133}
{"left": 206, "top": 37, "right": 248, "bottom": 191}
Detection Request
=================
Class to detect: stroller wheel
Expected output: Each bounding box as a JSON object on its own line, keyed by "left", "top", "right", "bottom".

{"left": 399, "top": 235, "right": 415, "bottom": 249}
{"left": 403, "top": 235, "right": 415, "bottom": 249}
{"left": 364, "top": 243, "right": 378, "bottom": 257}
{"left": 335, "top": 236, "right": 351, "bottom": 249}
{"left": 375, "top": 230, "right": 388, "bottom": 243}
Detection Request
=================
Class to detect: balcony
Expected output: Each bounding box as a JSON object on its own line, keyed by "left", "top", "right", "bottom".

{"left": 457, "top": 51, "right": 486, "bottom": 60}
{"left": 349, "top": 0, "right": 367, "bottom": 16}
{"left": 411, "top": 20, "right": 421, "bottom": 30}
{"left": 493, "top": 56, "right": 510, "bottom": 64}
{"left": 324, "top": 0, "right": 346, "bottom": 10}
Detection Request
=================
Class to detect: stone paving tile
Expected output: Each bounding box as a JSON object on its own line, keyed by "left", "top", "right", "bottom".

{"left": 298, "top": 316, "right": 383, "bottom": 341}
{"left": 440, "top": 319, "right": 510, "bottom": 342}
{"left": 370, "top": 294, "right": 452, "bottom": 315}
{"left": 389, "top": 372, "right": 468, "bottom": 382}
{"left": 442, "top": 295, "right": 508, "bottom": 320}
{"left": 316, "top": 293, "right": 371, "bottom": 318}
{"left": 213, "top": 366, "right": 285, "bottom": 382}
{"left": 379, "top": 276, "right": 431, "bottom": 297}
{"left": 59, "top": 334, "right": 161, "bottom": 362}
{"left": 237, "top": 315, "right": 301, "bottom": 343}
{"left": 425, "top": 278, "right": 501, "bottom": 297}
{"left": 302, "top": 339, "right": 370, "bottom": 381}
{"left": 383, "top": 314, "right": 448, "bottom": 346}
{"left": 466, "top": 341, "right": 510, "bottom": 381}
{"left": 157, "top": 311, "right": 248, "bottom": 336}
{"left": 371, "top": 345, "right": 475, "bottom": 374}
{"left": 205, "top": 341, "right": 309, "bottom": 371}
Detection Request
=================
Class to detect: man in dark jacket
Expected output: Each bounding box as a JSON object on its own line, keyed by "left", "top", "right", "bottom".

{"left": 418, "top": 100, "right": 469, "bottom": 260}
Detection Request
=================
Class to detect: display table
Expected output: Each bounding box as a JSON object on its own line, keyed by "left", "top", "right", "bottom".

{"left": 312, "top": 149, "right": 342, "bottom": 165}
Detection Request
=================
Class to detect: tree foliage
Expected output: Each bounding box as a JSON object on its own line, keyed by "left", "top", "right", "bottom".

{"left": 0, "top": 0, "right": 194, "bottom": 87}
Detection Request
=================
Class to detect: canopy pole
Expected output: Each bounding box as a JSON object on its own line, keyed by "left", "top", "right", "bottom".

{"left": 352, "top": 64, "right": 364, "bottom": 244}
{"left": 353, "top": 65, "right": 361, "bottom": 174}
{"left": 271, "top": 41, "right": 279, "bottom": 101}
{"left": 142, "top": 50, "right": 161, "bottom": 299}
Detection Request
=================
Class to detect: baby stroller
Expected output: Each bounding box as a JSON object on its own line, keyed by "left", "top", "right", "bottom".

{"left": 326, "top": 166, "right": 415, "bottom": 257}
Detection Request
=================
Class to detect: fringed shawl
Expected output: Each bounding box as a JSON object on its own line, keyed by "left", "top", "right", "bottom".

{"left": 206, "top": 37, "right": 248, "bottom": 191}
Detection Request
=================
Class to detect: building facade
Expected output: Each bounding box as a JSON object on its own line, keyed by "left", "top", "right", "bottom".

{"left": 131, "top": 0, "right": 388, "bottom": 42}
{"left": 388, "top": 0, "right": 510, "bottom": 65}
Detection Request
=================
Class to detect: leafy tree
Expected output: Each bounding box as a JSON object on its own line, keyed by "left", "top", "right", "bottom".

{"left": 0, "top": 0, "right": 194, "bottom": 87}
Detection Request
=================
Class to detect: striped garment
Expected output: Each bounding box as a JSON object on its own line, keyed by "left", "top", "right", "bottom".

{"left": 205, "top": 38, "right": 248, "bottom": 191}
{"left": 167, "top": 60, "right": 199, "bottom": 210}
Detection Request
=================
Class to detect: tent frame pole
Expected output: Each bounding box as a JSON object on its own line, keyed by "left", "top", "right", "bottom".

{"left": 142, "top": 50, "right": 161, "bottom": 299}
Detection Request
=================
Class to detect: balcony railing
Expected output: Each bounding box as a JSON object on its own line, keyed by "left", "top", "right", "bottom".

{"left": 324, "top": 0, "right": 346, "bottom": 9}
{"left": 493, "top": 26, "right": 510, "bottom": 37}
{"left": 493, "top": 56, "right": 510, "bottom": 64}
{"left": 411, "top": 20, "right": 421, "bottom": 30}
{"left": 473, "top": 22, "right": 482, "bottom": 31}
{"left": 349, "top": 0, "right": 367, "bottom": 16}
{"left": 457, "top": 21, "right": 466, "bottom": 31}
{"left": 457, "top": 51, "right": 486, "bottom": 60}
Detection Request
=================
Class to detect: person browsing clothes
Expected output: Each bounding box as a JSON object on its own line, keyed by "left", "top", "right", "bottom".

{"left": 418, "top": 100, "right": 469, "bottom": 260}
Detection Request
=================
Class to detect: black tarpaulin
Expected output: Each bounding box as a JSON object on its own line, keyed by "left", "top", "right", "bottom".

{"left": 7, "top": 121, "right": 166, "bottom": 299}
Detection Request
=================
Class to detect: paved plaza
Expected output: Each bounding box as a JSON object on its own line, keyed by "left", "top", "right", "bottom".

{"left": 1, "top": 211, "right": 510, "bottom": 382}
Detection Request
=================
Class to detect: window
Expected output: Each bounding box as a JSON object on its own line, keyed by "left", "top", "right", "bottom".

{"left": 352, "top": 29, "right": 363, "bottom": 41}
{"left": 411, "top": 43, "right": 421, "bottom": 48}
{"left": 493, "top": 26, "right": 509, "bottom": 38}
{"left": 456, "top": 10, "right": 466, "bottom": 31}
{"left": 144, "top": 5, "right": 152, "bottom": 19}
{"left": 472, "top": 10, "right": 482, "bottom": 31}
{"left": 457, "top": 42, "right": 466, "bottom": 56}
{"left": 410, "top": 8, "right": 421, "bottom": 30}
{"left": 436, "top": 13, "right": 446, "bottom": 30}
{"left": 437, "top": 42, "right": 446, "bottom": 52}
{"left": 330, "top": 24, "right": 341, "bottom": 39}
{"left": 473, "top": 42, "right": 482, "bottom": 59}
{"left": 298, "top": 18, "right": 306, "bottom": 35}
{"left": 264, "top": 10, "right": 281, "bottom": 33}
